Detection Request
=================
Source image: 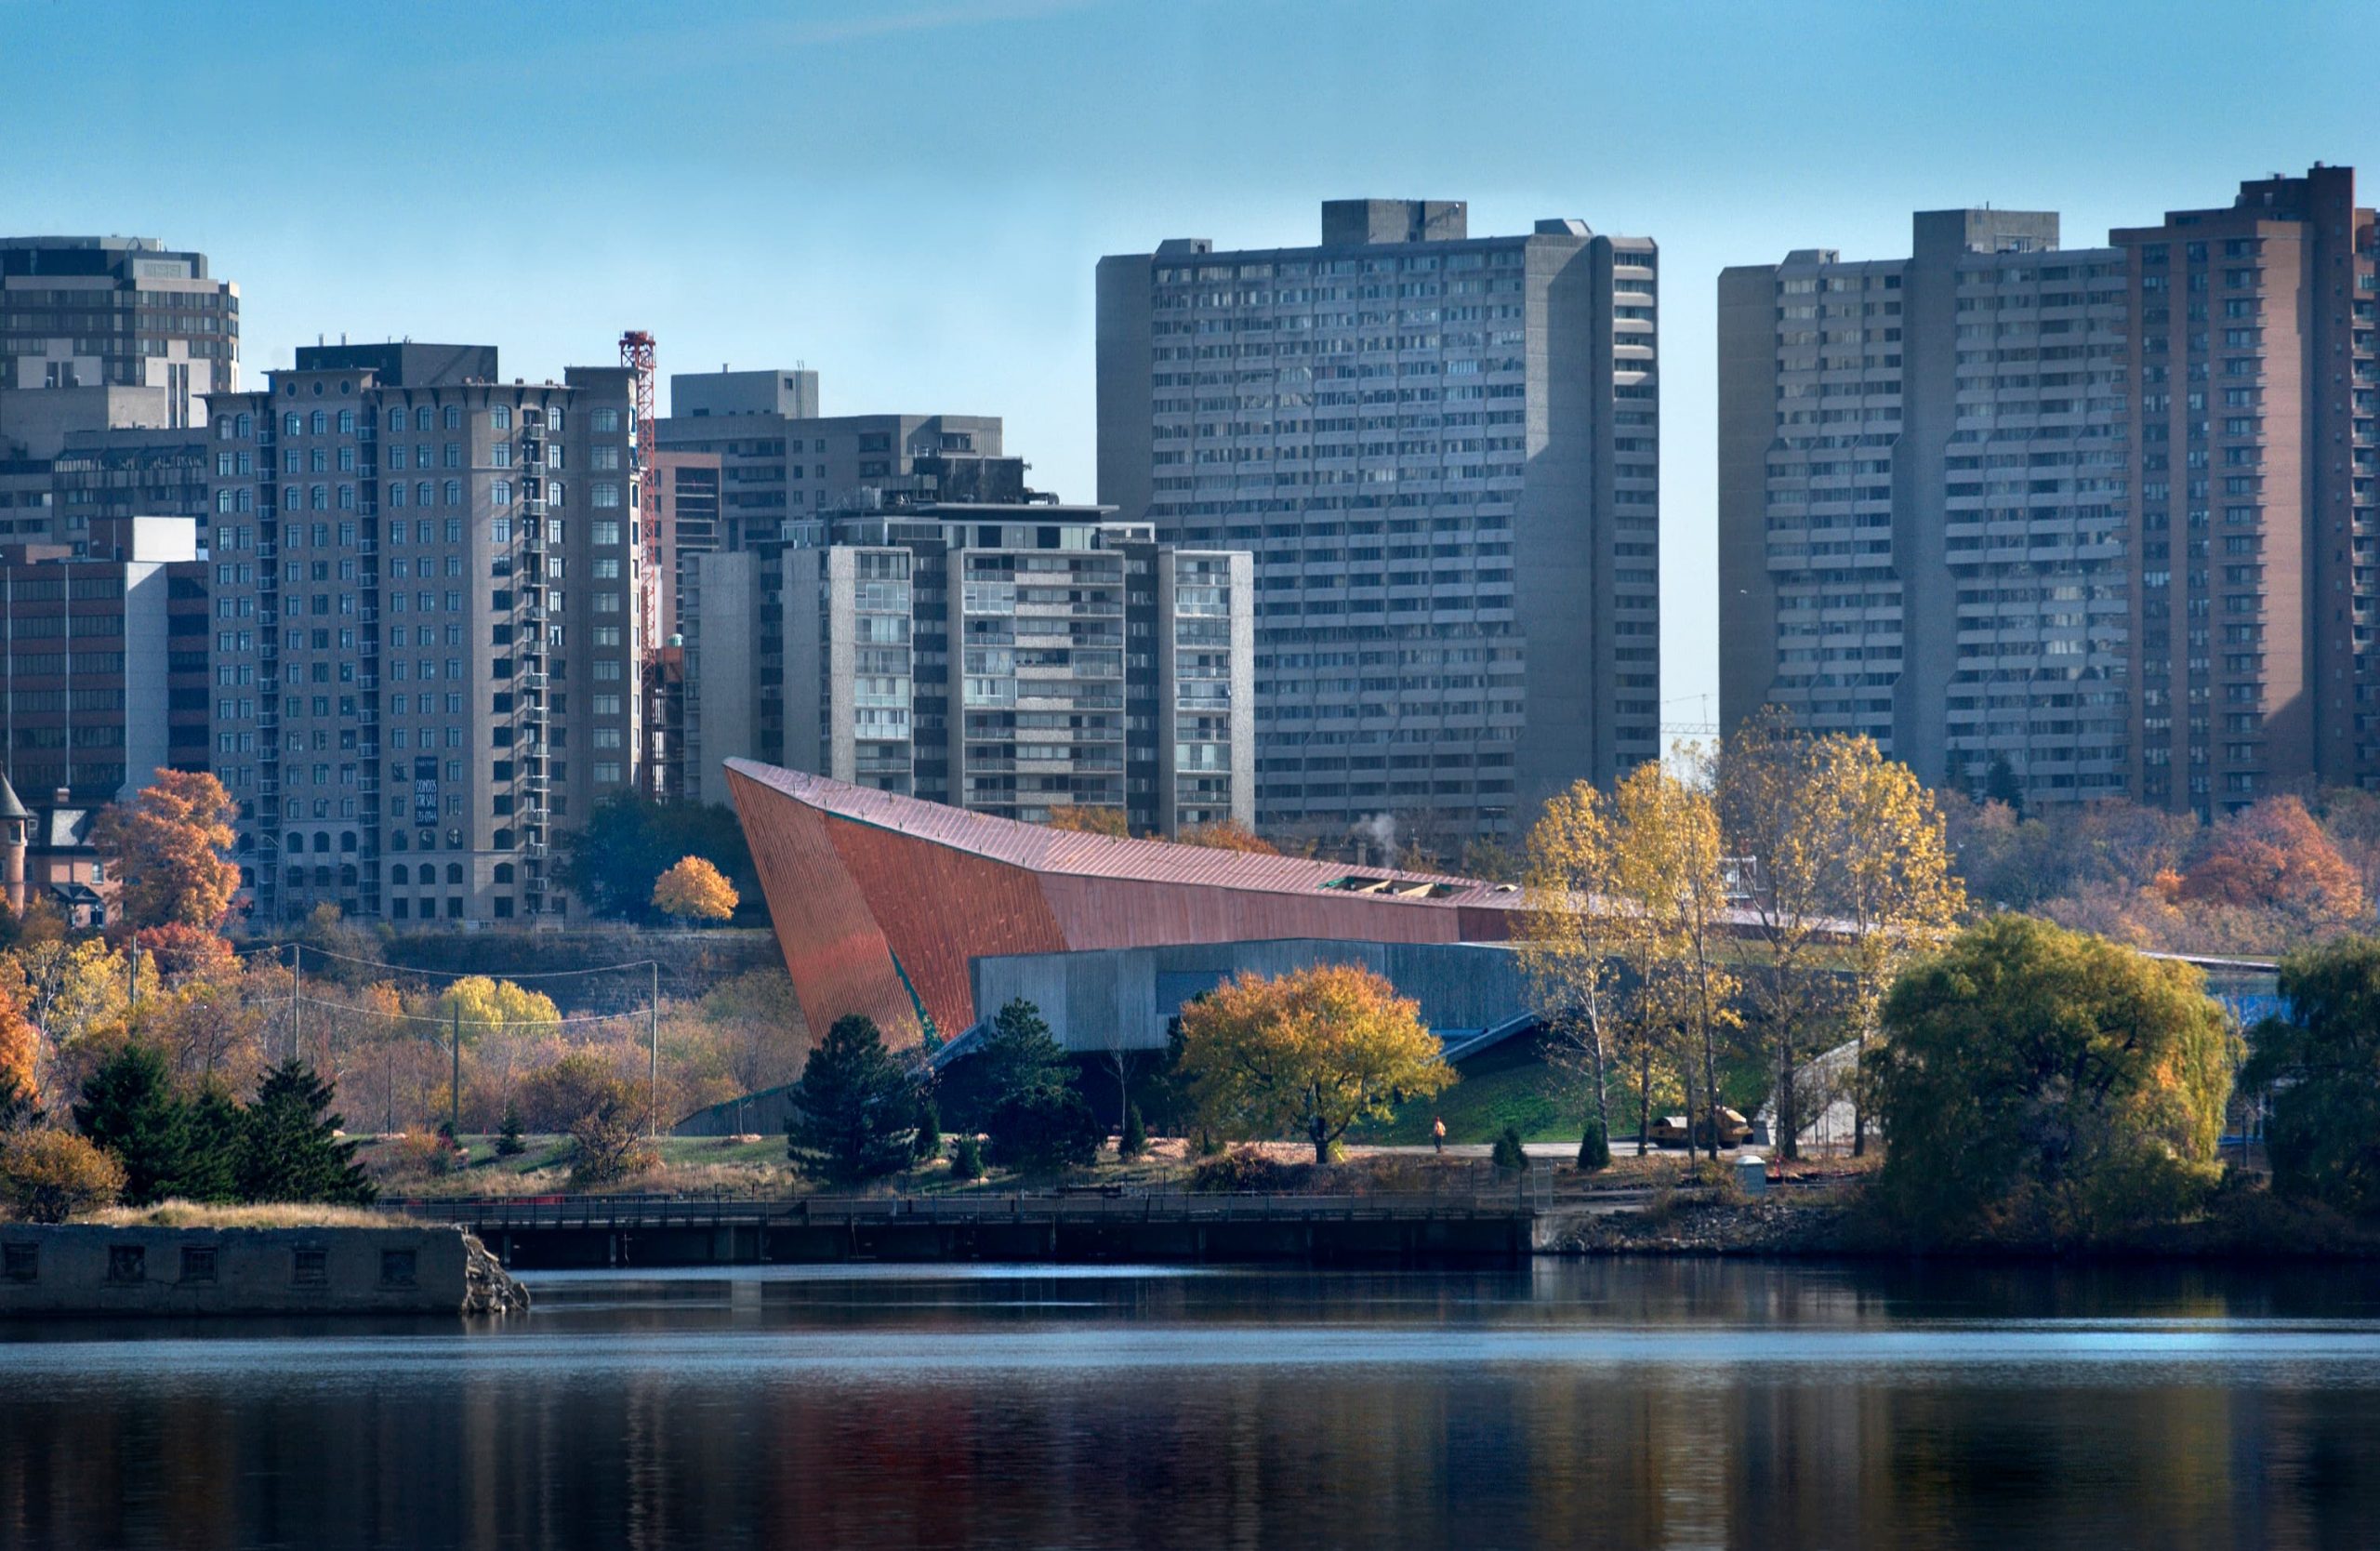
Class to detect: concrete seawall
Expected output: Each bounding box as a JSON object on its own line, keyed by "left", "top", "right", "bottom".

{"left": 0, "top": 1226, "right": 528, "bottom": 1317}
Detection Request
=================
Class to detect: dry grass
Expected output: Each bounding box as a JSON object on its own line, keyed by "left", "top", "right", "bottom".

{"left": 85, "top": 1200, "right": 417, "bottom": 1229}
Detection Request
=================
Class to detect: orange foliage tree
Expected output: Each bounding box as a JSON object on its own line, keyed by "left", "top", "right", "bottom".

{"left": 1045, "top": 806, "right": 1130, "bottom": 838}
{"left": 93, "top": 770, "right": 241, "bottom": 931}
{"left": 1176, "top": 818, "right": 1278, "bottom": 855}
{"left": 652, "top": 855, "right": 739, "bottom": 923}
{"left": 134, "top": 922, "right": 241, "bottom": 987}
{"left": 0, "top": 976, "right": 37, "bottom": 1114}
{"left": 2178, "top": 796, "right": 2365, "bottom": 921}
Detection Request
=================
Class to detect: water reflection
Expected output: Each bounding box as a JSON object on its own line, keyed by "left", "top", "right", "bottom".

{"left": 3, "top": 1261, "right": 2377, "bottom": 1549}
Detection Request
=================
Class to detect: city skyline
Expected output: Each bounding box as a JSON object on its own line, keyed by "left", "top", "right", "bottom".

{"left": 10, "top": 0, "right": 2375, "bottom": 722}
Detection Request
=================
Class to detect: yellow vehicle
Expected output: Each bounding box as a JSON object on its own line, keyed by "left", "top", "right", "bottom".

{"left": 1649, "top": 1107, "right": 1755, "bottom": 1148}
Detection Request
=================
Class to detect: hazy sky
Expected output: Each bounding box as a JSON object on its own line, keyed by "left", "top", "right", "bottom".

{"left": 6, "top": 0, "right": 2377, "bottom": 716}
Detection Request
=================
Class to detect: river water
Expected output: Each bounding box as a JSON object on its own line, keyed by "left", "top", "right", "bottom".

{"left": 3, "top": 1259, "right": 2378, "bottom": 1548}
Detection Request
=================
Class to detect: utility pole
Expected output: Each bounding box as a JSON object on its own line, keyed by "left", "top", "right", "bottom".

{"left": 648, "top": 961, "right": 660, "bottom": 1138}
{"left": 450, "top": 1002, "right": 462, "bottom": 1141}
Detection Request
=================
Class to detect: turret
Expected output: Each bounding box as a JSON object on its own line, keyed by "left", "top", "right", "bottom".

{"left": 0, "top": 774, "right": 28, "bottom": 916}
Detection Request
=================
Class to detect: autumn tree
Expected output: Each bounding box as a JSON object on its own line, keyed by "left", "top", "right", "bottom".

{"left": 1176, "top": 818, "right": 1278, "bottom": 855}
{"left": 0, "top": 975, "right": 37, "bottom": 1121}
{"left": 652, "top": 855, "right": 739, "bottom": 923}
{"left": 0, "top": 1129, "right": 124, "bottom": 1223}
{"left": 1609, "top": 758, "right": 1741, "bottom": 1162}
{"left": 1519, "top": 778, "right": 1625, "bottom": 1154}
{"left": 1715, "top": 713, "right": 1846, "bottom": 1160}
{"left": 554, "top": 792, "right": 757, "bottom": 923}
{"left": 431, "top": 976, "right": 562, "bottom": 1113}
{"left": 1826, "top": 736, "right": 1964, "bottom": 1154}
{"left": 2240, "top": 935, "right": 2380, "bottom": 1216}
{"left": 1045, "top": 805, "right": 1130, "bottom": 838}
{"left": 1875, "top": 916, "right": 2234, "bottom": 1243}
{"left": 92, "top": 769, "right": 241, "bottom": 932}
{"left": 134, "top": 923, "right": 241, "bottom": 988}
{"left": 2179, "top": 795, "right": 2365, "bottom": 923}
{"left": 1177, "top": 962, "right": 1454, "bottom": 1165}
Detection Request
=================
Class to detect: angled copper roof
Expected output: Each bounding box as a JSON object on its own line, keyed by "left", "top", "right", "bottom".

{"left": 724, "top": 759, "right": 1525, "bottom": 1046}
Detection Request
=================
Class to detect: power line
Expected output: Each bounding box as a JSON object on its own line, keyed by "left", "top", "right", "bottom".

{"left": 236, "top": 942, "right": 666, "bottom": 982}
{"left": 286, "top": 993, "right": 654, "bottom": 1029}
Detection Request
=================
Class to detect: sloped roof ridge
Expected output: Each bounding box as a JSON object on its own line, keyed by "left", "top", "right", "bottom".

{"left": 723, "top": 758, "right": 1500, "bottom": 900}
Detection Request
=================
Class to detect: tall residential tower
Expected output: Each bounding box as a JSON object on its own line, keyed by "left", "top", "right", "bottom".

{"left": 1098, "top": 199, "right": 1659, "bottom": 848}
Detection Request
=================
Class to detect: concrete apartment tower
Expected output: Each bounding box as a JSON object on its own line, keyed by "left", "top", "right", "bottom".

{"left": 1721, "top": 166, "right": 2380, "bottom": 817}
{"left": 1098, "top": 199, "right": 1659, "bottom": 849}
{"left": 205, "top": 344, "right": 646, "bottom": 924}
{"left": 0, "top": 236, "right": 234, "bottom": 550}
{"left": 656, "top": 368, "right": 1004, "bottom": 796}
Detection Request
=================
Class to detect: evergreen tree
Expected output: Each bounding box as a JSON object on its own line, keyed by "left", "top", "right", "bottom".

{"left": 976, "top": 999, "right": 1100, "bottom": 1172}
{"left": 239, "top": 1059, "right": 377, "bottom": 1205}
{"left": 1491, "top": 1125, "right": 1529, "bottom": 1172}
{"left": 496, "top": 1102, "right": 528, "bottom": 1158}
{"left": 1576, "top": 1118, "right": 1611, "bottom": 1173}
{"left": 73, "top": 1043, "right": 195, "bottom": 1206}
{"left": 1119, "top": 1103, "right": 1149, "bottom": 1160}
{"left": 785, "top": 1014, "right": 917, "bottom": 1185}
{"left": 949, "top": 1134, "right": 985, "bottom": 1181}
{"left": 179, "top": 1085, "right": 245, "bottom": 1203}
{"left": 913, "top": 1096, "right": 943, "bottom": 1163}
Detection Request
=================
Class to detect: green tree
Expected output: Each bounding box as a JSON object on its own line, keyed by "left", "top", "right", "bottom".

{"left": 238, "top": 1060, "right": 377, "bottom": 1205}
{"left": 949, "top": 1133, "right": 985, "bottom": 1181}
{"left": 913, "top": 1095, "right": 943, "bottom": 1163}
{"left": 1491, "top": 1125, "right": 1528, "bottom": 1172}
{"left": 1874, "top": 916, "right": 2234, "bottom": 1243}
{"left": 975, "top": 999, "right": 1101, "bottom": 1172}
{"left": 179, "top": 1085, "right": 245, "bottom": 1203}
{"left": 785, "top": 1014, "right": 917, "bottom": 1185}
{"left": 73, "top": 1043, "right": 201, "bottom": 1205}
{"left": 1119, "top": 1103, "right": 1149, "bottom": 1160}
{"left": 554, "top": 792, "right": 758, "bottom": 924}
{"left": 2240, "top": 935, "right": 2380, "bottom": 1216}
{"left": 496, "top": 1101, "right": 529, "bottom": 1158}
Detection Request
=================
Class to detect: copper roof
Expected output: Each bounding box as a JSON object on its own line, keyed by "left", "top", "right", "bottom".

{"left": 723, "top": 759, "right": 1527, "bottom": 912}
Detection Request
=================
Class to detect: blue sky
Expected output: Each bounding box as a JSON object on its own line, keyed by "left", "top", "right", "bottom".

{"left": 5, "top": 0, "right": 2376, "bottom": 717}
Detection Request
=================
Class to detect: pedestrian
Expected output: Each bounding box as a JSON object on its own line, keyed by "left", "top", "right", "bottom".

{"left": 1432, "top": 1116, "right": 1446, "bottom": 1155}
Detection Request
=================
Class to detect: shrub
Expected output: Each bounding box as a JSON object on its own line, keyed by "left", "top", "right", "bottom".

{"left": 1119, "top": 1104, "right": 1149, "bottom": 1160}
{"left": 1189, "top": 1147, "right": 1301, "bottom": 1195}
{"left": 0, "top": 1130, "right": 126, "bottom": 1223}
{"left": 1576, "top": 1120, "right": 1611, "bottom": 1173}
{"left": 1491, "top": 1125, "right": 1529, "bottom": 1172}
{"left": 949, "top": 1134, "right": 985, "bottom": 1181}
{"left": 387, "top": 1130, "right": 461, "bottom": 1178}
{"left": 567, "top": 1080, "right": 658, "bottom": 1190}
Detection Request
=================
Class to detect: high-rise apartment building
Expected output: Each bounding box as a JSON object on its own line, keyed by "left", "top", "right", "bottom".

{"left": 204, "top": 343, "right": 646, "bottom": 925}
{"left": 0, "top": 517, "right": 208, "bottom": 807}
{"left": 1, "top": 238, "right": 237, "bottom": 425}
{"left": 1722, "top": 166, "right": 2380, "bottom": 817}
{"left": 1097, "top": 199, "right": 1659, "bottom": 846}
{"left": 656, "top": 374, "right": 1005, "bottom": 776}
{"left": 688, "top": 472, "right": 1254, "bottom": 833}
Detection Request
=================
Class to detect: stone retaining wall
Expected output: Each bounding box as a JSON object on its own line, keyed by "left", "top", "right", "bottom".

{"left": 0, "top": 1226, "right": 527, "bottom": 1316}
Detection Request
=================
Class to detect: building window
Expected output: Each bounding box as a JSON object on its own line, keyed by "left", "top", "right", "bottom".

{"left": 180, "top": 1246, "right": 218, "bottom": 1284}
{"left": 592, "top": 484, "right": 621, "bottom": 510}
{"left": 292, "top": 1247, "right": 328, "bottom": 1288}
{"left": 379, "top": 1249, "right": 417, "bottom": 1287}
{"left": 3, "top": 1243, "right": 36, "bottom": 1282}
{"left": 107, "top": 1245, "right": 146, "bottom": 1284}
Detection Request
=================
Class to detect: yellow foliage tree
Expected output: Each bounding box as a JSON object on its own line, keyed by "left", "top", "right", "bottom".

{"left": 1176, "top": 818, "right": 1278, "bottom": 855}
{"left": 1518, "top": 779, "right": 1626, "bottom": 1147}
{"left": 1177, "top": 962, "right": 1454, "bottom": 1163}
{"left": 652, "top": 855, "right": 738, "bottom": 923}
{"left": 1044, "top": 805, "right": 1130, "bottom": 838}
{"left": 92, "top": 769, "right": 242, "bottom": 931}
{"left": 0, "top": 974, "right": 37, "bottom": 1115}
{"left": 1824, "top": 736, "right": 1965, "bottom": 1154}
{"left": 1609, "top": 757, "right": 1742, "bottom": 1162}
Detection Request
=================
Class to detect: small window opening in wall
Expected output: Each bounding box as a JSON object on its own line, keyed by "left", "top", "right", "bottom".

{"left": 3, "top": 1242, "right": 35, "bottom": 1282}
{"left": 293, "top": 1247, "right": 328, "bottom": 1287}
{"left": 379, "top": 1250, "right": 417, "bottom": 1288}
{"left": 180, "top": 1246, "right": 218, "bottom": 1284}
{"left": 106, "top": 1245, "right": 146, "bottom": 1284}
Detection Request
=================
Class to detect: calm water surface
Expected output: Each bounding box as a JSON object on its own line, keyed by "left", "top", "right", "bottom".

{"left": 4, "top": 1258, "right": 2379, "bottom": 1549}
